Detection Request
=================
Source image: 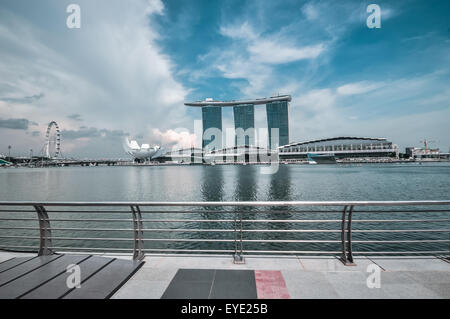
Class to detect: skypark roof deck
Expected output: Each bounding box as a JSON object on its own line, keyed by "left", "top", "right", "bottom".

{"left": 184, "top": 95, "right": 291, "bottom": 107}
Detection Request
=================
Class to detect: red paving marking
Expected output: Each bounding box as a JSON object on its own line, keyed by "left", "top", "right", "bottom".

{"left": 255, "top": 270, "right": 290, "bottom": 299}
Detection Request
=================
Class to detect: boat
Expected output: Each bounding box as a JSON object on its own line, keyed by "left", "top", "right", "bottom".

{"left": 307, "top": 153, "right": 337, "bottom": 164}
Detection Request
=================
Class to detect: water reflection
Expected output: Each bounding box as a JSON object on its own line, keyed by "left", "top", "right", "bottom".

{"left": 267, "top": 165, "right": 292, "bottom": 202}
{"left": 200, "top": 166, "right": 224, "bottom": 202}
{"left": 233, "top": 165, "right": 258, "bottom": 201}
{"left": 265, "top": 165, "right": 294, "bottom": 240}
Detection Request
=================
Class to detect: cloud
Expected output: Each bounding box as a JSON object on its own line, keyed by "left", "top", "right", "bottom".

{"left": 0, "top": 92, "right": 44, "bottom": 104}
{"left": 219, "top": 22, "right": 326, "bottom": 65}
{"left": 219, "top": 22, "right": 258, "bottom": 40}
{"left": 0, "top": 0, "right": 190, "bottom": 157}
{"left": 248, "top": 41, "right": 325, "bottom": 65}
{"left": 301, "top": 2, "right": 319, "bottom": 21}
{"left": 61, "top": 127, "right": 128, "bottom": 140}
{"left": 67, "top": 114, "right": 83, "bottom": 121}
{"left": 200, "top": 21, "right": 328, "bottom": 97}
{"left": 0, "top": 118, "right": 30, "bottom": 130}
{"left": 150, "top": 128, "right": 196, "bottom": 149}
{"left": 337, "top": 81, "right": 384, "bottom": 96}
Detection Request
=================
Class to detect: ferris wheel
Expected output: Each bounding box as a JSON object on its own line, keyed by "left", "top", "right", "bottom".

{"left": 44, "top": 121, "right": 61, "bottom": 158}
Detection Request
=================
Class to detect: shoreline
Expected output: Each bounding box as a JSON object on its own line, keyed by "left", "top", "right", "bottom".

{"left": 1, "top": 159, "right": 450, "bottom": 169}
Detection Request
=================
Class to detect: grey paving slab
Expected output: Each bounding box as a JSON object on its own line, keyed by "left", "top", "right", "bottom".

{"left": 281, "top": 270, "right": 340, "bottom": 299}
{"left": 21, "top": 256, "right": 113, "bottom": 299}
{"left": 161, "top": 269, "right": 215, "bottom": 299}
{"left": 161, "top": 269, "right": 258, "bottom": 299}
{"left": 63, "top": 259, "right": 144, "bottom": 299}
{"left": 403, "top": 271, "right": 450, "bottom": 285}
{"left": 380, "top": 283, "right": 442, "bottom": 299}
{"left": 173, "top": 269, "right": 216, "bottom": 282}
{"left": 209, "top": 270, "right": 257, "bottom": 299}
{"left": 209, "top": 270, "right": 258, "bottom": 299}
{"left": 162, "top": 281, "right": 213, "bottom": 299}
{"left": 0, "top": 255, "right": 61, "bottom": 286}
{"left": 143, "top": 256, "right": 302, "bottom": 271}
{"left": 0, "top": 256, "right": 12, "bottom": 264}
{"left": 0, "top": 252, "right": 35, "bottom": 263}
{"left": 0, "top": 255, "right": 88, "bottom": 299}
{"left": 126, "top": 267, "right": 178, "bottom": 282}
{"left": 370, "top": 258, "right": 450, "bottom": 271}
{"left": 420, "top": 283, "right": 450, "bottom": 298}
{"left": 110, "top": 267, "right": 177, "bottom": 299}
{"left": 324, "top": 271, "right": 388, "bottom": 299}
{"left": 112, "top": 279, "right": 171, "bottom": 299}
{"left": 0, "top": 256, "right": 35, "bottom": 273}
{"left": 298, "top": 257, "right": 374, "bottom": 272}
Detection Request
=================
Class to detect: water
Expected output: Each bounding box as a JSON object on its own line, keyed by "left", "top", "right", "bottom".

{"left": 0, "top": 163, "right": 449, "bottom": 255}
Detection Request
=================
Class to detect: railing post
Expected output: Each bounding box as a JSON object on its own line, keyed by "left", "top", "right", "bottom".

{"left": 131, "top": 205, "right": 145, "bottom": 261}
{"left": 233, "top": 210, "right": 245, "bottom": 264}
{"left": 339, "top": 205, "right": 356, "bottom": 266}
{"left": 346, "top": 206, "right": 355, "bottom": 264}
{"left": 34, "top": 205, "right": 53, "bottom": 256}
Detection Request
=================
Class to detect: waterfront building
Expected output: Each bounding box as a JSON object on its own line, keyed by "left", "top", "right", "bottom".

{"left": 233, "top": 104, "right": 255, "bottom": 147}
{"left": 266, "top": 100, "right": 289, "bottom": 149}
{"left": 158, "top": 147, "right": 204, "bottom": 163}
{"left": 185, "top": 95, "right": 291, "bottom": 150}
{"left": 201, "top": 106, "right": 222, "bottom": 151}
{"left": 278, "top": 137, "right": 399, "bottom": 161}
{"left": 405, "top": 147, "right": 441, "bottom": 159}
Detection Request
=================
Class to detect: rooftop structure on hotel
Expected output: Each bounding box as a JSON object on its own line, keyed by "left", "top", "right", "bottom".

{"left": 185, "top": 95, "right": 291, "bottom": 151}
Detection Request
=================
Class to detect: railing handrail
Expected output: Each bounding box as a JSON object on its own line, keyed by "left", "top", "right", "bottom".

{"left": 0, "top": 201, "right": 449, "bottom": 264}
{"left": 0, "top": 200, "right": 450, "bottom": 206}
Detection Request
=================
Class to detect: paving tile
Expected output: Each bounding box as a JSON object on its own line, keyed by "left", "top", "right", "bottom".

{"left": 129, "top": 267, "right": 178, "bottom": 282}
{"left": 298, "top": 257, "right": 374, "bottom": 272}
{"left": 255, "top": 270, "right": 290, "bottom": 299}
{"left": 210, "top": 270, "right": 257, "bottom": 299}
{"left": 402, "top": 271, "right": 450, "bottom": 284}
{"left": 370, "top": 258, "right": 450, "bottom": 271}
{"left": 112, "top": 280, "right": 171, "bottom": 299}
{"left": 380, "top": 283, "right": 442, "bottom": 299}
{"left": 420, "top": 283, "right": 450, "bottom": 298}
{"left": 173, "top": 269, "right": 215, "bottom": 282}
{"left": 161, "top": 281, "right": 213, "bottom": 299}
{"left": 281, "top": 270, "right": 340, "bottom": 299}
{"left": 324, "top": 271, "right": 388, "bottom": 299}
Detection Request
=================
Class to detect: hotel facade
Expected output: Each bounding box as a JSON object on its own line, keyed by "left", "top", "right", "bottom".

{"left": 185, "top": 95, "right": 291, "bottom": 151}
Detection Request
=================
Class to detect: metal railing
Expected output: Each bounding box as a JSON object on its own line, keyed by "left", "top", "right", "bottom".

{"left": 0, "top": 201, "right": 449, "bottom": 265}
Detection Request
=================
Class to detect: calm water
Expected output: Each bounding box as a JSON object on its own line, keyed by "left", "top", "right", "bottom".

{"left": 1, "top": 162, "right": 450, "bottom": 201}
{"left": 0, "top": 163, "right": 449, "bottom": 254}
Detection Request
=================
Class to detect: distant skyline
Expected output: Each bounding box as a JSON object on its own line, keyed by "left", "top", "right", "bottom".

{"left": 0, "top": 0, "right": 449, "bottom": 157}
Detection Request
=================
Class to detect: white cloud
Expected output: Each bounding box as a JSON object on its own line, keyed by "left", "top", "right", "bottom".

{"left": 248, "top": 41, "right": 325, "bottom": 64}
{"left": 0, "top": 0, "right": 191, "bottom": 157}
{"left": 301, "top": 2, "right": 319, "bottom": 21}
{"left": 209, "top": 22, "right": 327, "bottom": 97}
{"left": 219, "top": 22, "right": 258, "bottom": 40}
{"left": 150, "top": 128, "right": 196, "bottom": 149}
{"left": 337, "top": 81, "right": 384, "bottom": 96}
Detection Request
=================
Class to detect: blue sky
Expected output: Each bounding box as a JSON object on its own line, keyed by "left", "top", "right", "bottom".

{"left": 0, "top": 0, "right": 449, "bottom": 157}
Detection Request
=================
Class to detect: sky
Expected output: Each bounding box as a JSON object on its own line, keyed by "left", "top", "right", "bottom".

{"left": 0, "top": 0, "right": 449, "bottom": 158}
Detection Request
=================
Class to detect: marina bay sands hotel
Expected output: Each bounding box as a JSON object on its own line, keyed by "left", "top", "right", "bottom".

{"left": 184, "top": 95, "right": 291, "bottom": 150}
